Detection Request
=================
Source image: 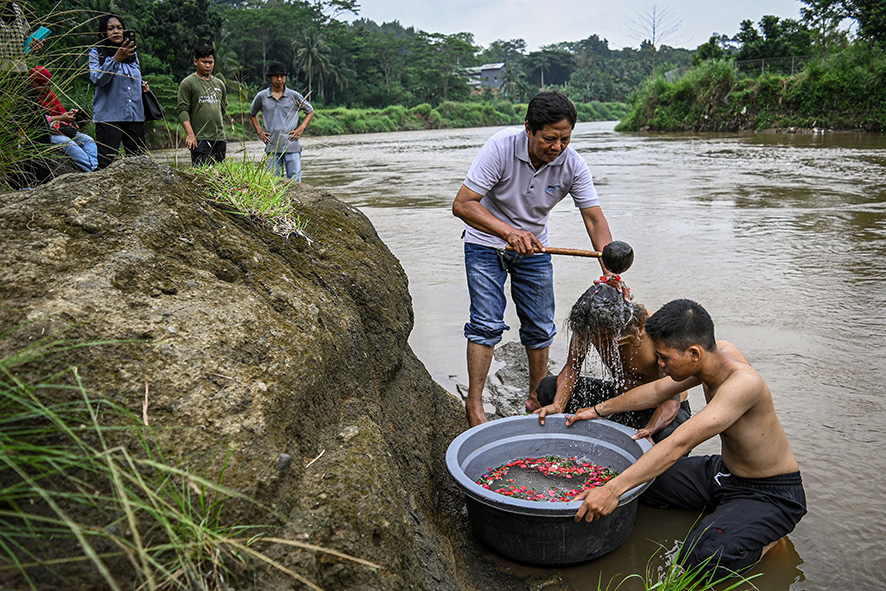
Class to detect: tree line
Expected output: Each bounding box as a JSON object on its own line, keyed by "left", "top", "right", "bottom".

{"left": 619, "top": 1, "right": 886, "bottom": 132}
{"left": 26, "top": 0, "right": 694, "bottom": 109}
{"left": 22, "top": 0, "right": 886, "bottom": 114}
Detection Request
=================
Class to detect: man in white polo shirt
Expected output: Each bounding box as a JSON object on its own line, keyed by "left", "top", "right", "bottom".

{"left": 452, "top": 91, "right": 617, "bottom": 427}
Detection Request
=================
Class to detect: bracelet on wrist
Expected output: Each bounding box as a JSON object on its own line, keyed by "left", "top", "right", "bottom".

{"left": 594, "top": 403, "right": 605, "bottom": 417}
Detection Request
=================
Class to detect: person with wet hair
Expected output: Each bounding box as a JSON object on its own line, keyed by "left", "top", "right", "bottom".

{"left": 534, "top": 283, "right": 690, "bottom": 442}
{"left": 566, "top": 299, "right": 806, "bottom": 580}
{"left": 453, "top": 91, "right": 617, "bottom": 427}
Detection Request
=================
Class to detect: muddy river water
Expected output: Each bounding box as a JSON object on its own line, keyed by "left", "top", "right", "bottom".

{"left": 225, "top": 122, "right": 884, "bottom": 589}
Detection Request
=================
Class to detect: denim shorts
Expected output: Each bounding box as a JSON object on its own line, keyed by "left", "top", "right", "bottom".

{"left": 463, "top": 242, "right": 556, "bottom": 349}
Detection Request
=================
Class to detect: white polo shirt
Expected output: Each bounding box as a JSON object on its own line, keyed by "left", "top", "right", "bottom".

{"left": 462, "top": 127, "right": 600, "bottom": 249}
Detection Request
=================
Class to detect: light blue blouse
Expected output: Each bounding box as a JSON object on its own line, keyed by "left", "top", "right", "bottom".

{"left": 88, "top": 47, "right": 144, "bottom": 123}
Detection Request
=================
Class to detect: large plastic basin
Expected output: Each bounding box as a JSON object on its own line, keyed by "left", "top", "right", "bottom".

{"left": 446, "top": 414, "right": 653, "bottom": 565}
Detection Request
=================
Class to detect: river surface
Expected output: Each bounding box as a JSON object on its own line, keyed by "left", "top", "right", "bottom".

{"left": 225, "top": 123, "right": 884, "bottom": 590}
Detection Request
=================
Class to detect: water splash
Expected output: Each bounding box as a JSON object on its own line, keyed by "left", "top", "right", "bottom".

{"left": 566, "top": 283, "right": 647, "bottom": 392}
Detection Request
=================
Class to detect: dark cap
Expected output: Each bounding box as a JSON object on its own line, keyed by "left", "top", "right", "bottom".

{"left": 266, "top": 61, "right": 287, "bottom": 78}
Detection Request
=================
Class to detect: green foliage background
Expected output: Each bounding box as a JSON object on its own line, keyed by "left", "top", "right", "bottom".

{"left": 618, "top": 43, "right": 886, "bottom": 133}
{"left": 11, "top": 0, "right": 886, "bottom": 146}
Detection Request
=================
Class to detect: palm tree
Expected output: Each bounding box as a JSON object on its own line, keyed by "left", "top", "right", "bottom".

{"left": 292, "top": 30, "right": 331, "bottom": 96}
{"left": 525, "top": 52, "right": 552, "bottom": 90}
{"left": 322, "top": 55, "right": 355, "bottom": 104}
{"left": 212, "top": 31, "right": 241, "bottom": 80}
{"left": 499, "top": 64, "right": 526, "bottom": 101}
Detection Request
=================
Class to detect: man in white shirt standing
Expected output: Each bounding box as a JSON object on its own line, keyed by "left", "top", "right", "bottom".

{"left": 452, "top": 91, "right": 617, "bottom": 427}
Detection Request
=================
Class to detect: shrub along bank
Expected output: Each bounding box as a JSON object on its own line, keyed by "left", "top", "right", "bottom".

{"left": 144, "top": 98, "right": 630, "bottom": 149}
{"left": 617, "top": 43, "right": 886, "bottom": 133}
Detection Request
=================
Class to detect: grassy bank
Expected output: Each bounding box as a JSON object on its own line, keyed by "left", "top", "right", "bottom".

{"left": 145, "top": 98, "right": 630, "bottom": 150}
{"left": 617, "top": 43, "right": 886, "bottom": 133}
{"left": 0, "top": 337, "right": 379, "bottom": 589}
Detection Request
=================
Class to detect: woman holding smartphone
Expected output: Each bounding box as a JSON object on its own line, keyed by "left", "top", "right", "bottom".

{"left": 88, "top": 13, "right": 148, "bottom": 169}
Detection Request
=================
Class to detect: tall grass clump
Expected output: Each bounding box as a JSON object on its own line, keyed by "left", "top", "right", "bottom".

{"left": 188, "top": 156, "right": 310, "bottom": 240}
{"left": 599, "top": 526, "right": 763, "bottom": 591}
{"left": 0, "top": 335, "right": 380, "bottom": 590}
{"left": 0, "top": 51, "right": 80, "bottom": 189}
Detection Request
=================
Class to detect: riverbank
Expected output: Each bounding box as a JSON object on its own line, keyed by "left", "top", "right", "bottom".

{"left": 145, "top": 99, "right": 630, "bottom": 150}
{"left": 0, "top": 157, "right": 546, "bottom": 590}
{"left": 617, "top": 44, "right": 886, "bottom": 133}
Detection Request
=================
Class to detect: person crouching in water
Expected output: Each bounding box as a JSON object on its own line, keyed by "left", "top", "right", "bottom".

{"left": 535, "top": 282, "right": 690, "bottom": 442}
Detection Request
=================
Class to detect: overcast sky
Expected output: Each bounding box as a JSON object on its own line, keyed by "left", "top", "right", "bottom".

{"left": 347, "top": 0, "right": 807, "bottom": 51}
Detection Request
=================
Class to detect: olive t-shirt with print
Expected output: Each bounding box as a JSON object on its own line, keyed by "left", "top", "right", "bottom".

{"left": 177, "top": 73, "right": 227, "bottom": 142}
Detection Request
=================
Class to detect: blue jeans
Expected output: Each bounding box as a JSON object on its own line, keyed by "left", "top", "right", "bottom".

{"left": 463, "top": 242, "right": 556, "bottom": 349}
{"left": 267, "top": 152, "right": 302, "bottom": 181}
{"left": 51, "top": 132, "right": 97, "bottom": 171}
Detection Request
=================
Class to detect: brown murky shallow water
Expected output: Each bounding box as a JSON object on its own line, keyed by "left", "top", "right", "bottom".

{"left": 169, "top": 123, "right": 886, "bottom": 589}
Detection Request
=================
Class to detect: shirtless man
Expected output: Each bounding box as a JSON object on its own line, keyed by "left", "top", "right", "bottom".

{"left": 567, "top": 299, "right": 806, "bottom": 578}
{"left": 534, "top": 283, "right": 690, "bottom": 442}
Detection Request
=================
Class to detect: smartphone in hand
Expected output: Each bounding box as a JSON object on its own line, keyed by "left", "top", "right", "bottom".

{"left": 123, "top": 29, "right": 136, "bottom": 45}
{"left": 24, "top": 26, "right": 50, "bottom": 53}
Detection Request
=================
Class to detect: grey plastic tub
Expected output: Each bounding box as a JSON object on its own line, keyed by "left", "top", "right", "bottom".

{"left": 446, "top": 414, "right": 653, "bottom": 566}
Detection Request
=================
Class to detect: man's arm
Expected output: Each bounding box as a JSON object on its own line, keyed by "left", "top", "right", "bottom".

{"left": 573, "top": 373, "right": 759, "bottom": 522}
{"left": 177, "top": 79, "right": 198, "bottom": 150}
{"left": 579, "top": 206, "right": 613, "bottom": 274}
{"left": 633, "top": 396, "right": 681, "bottom": 441}
{"left": 566, "top": 374, "right": 700, "bottom": 426}
{"left": 290, "top": 110, "right": 313, "bottom": 140}
{"left": 181, "top": 120, "right": 197, "bottom": 150}
{"left": 452, "top": 184, "right": 542, "bottom": 255}
{"left": 249, "top": 113, "right": 269, "bottom": 143}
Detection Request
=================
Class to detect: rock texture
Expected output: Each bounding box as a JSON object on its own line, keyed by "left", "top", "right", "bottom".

{"left": 0, "top": 157, "right": 548, "bottom": 590}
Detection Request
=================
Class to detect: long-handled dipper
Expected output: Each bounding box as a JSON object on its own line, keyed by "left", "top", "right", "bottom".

{"left": 505, "top": 240, "right": 634, "bottom": 274}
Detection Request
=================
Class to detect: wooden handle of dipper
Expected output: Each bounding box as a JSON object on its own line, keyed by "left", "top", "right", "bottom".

{"left": 504, "top": 245, "right": 602, "bottom": 258}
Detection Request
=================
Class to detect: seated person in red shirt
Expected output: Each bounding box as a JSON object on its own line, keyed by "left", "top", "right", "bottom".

{"left": 29, "top": 66, "right": 98, "bottom": 171}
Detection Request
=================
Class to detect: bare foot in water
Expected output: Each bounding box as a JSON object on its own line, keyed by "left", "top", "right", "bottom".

{"left": 466, "top": 400, "right": 488, "bottom": 427}
{"left": 762, "top": 537, "right": 786, "bottom": 558}
{"left": 525, "top": 393, "right": 542, "bottom": 413}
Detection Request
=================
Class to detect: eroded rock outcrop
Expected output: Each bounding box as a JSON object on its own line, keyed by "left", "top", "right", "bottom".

{"left": 0, "top": 157, "right": 540, "bottom": 590}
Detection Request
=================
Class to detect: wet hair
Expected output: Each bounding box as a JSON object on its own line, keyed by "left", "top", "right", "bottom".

{"left": 566, "top": 283, "right": 648, "bottom": 385}
{"left": 567, "top": 283, "right": 648, "bottom": 340}
{"left": 193, "top": 45, "right": 215, "bottom": 60}
{"left": 525, "top": 91, "right": 577, "bottom": 134}
{"left": 644, "top": 299, "right": 717, "bottom": 352}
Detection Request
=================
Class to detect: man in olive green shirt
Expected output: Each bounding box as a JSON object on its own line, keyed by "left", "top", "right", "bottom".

{"left": 177, "top": 44, "right": 227, "bottom": 166}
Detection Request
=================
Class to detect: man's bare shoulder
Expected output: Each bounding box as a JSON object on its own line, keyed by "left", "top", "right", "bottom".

{"left": 716, "top": 340, "right": 751, "bottom": 365}
{"left": 709, "top": 343, "right": 768, "bottom": 408}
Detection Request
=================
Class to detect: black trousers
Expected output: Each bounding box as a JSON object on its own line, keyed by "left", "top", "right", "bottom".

{"left": 641, "top": 455, "right": 807, "bottom": 579}
{"left": 190, "top": 140, "right": 226, "bottom": 166}
{"left": 95, "top": 121, "right": 147, "bottom": 169}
